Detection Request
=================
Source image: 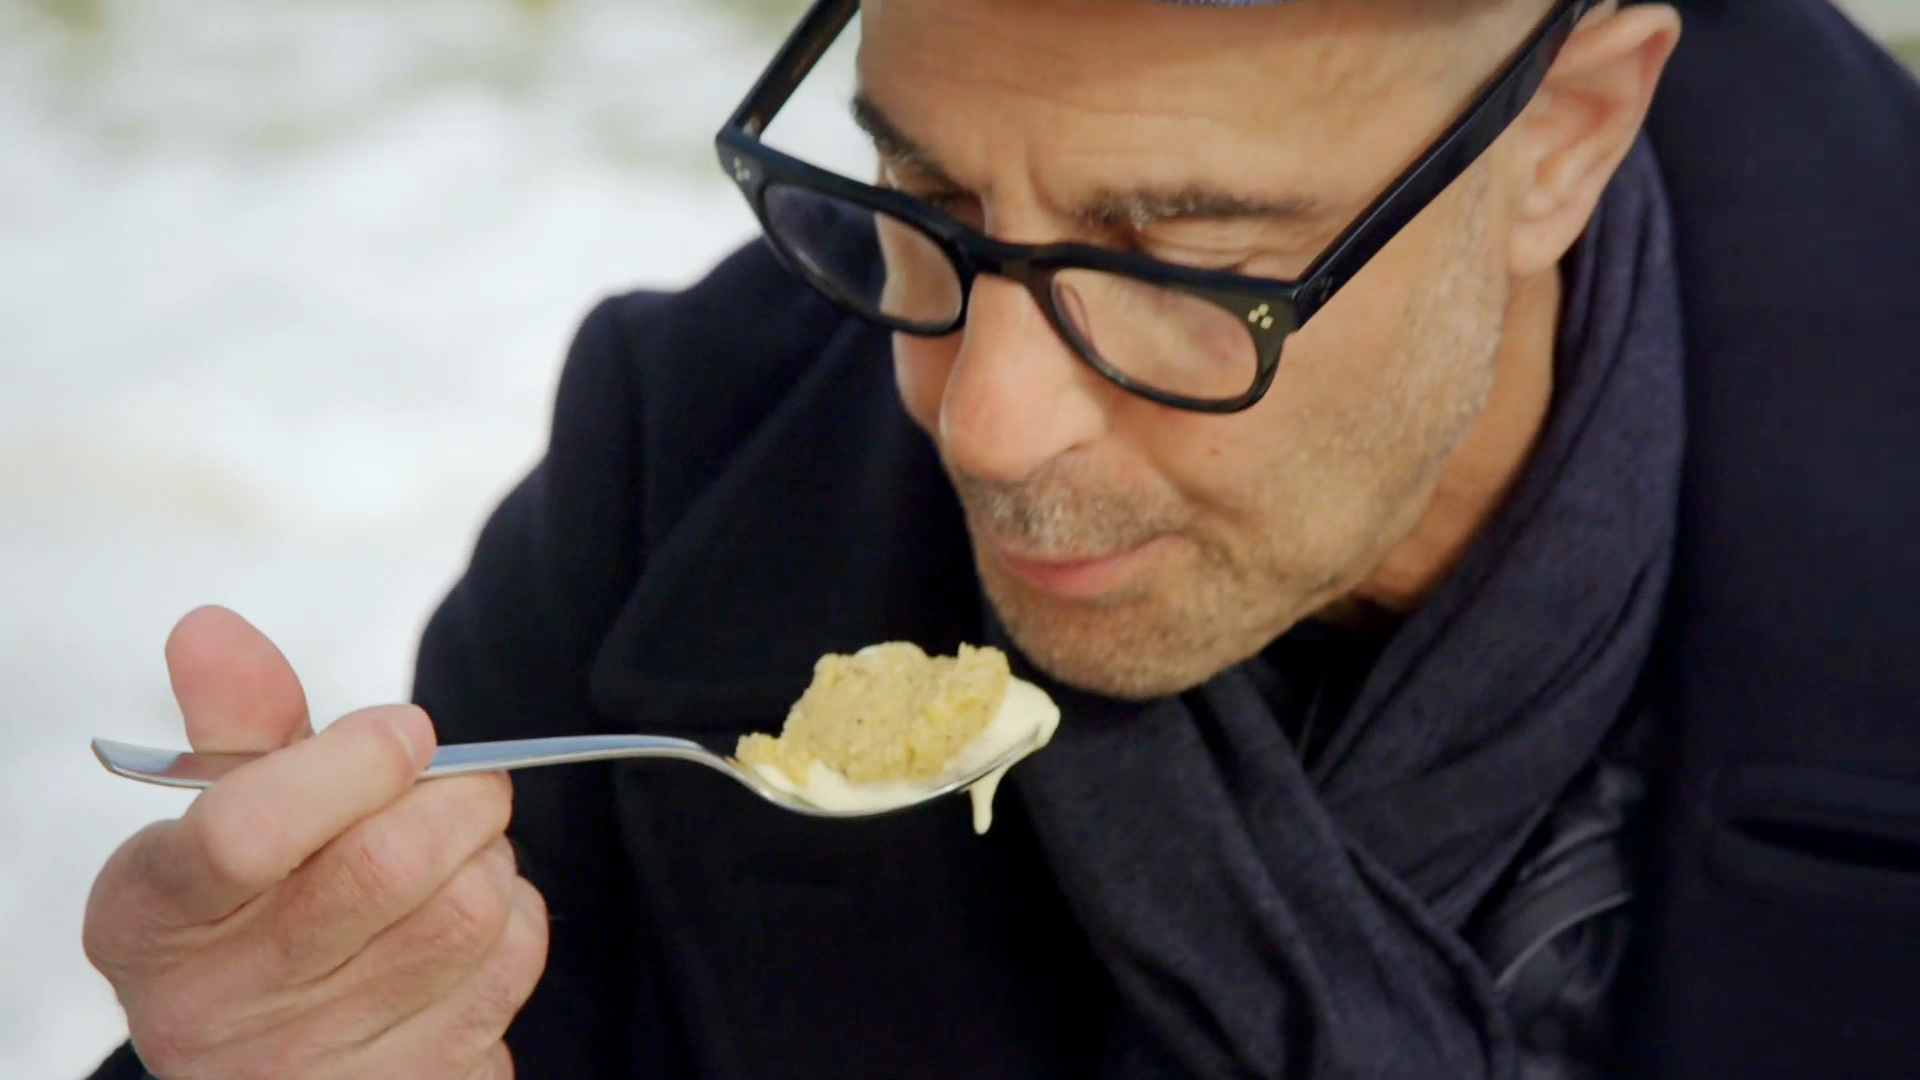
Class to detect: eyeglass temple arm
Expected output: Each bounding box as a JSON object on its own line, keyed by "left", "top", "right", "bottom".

{"left": 726, "top": 0, "right": 861, "bottom": 138}
{"left": 1295, "top": 0, "right": 1596, "bottom": 321}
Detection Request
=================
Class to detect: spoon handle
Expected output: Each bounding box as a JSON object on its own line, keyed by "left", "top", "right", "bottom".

{"left": 91, "top": 734, "right": 718, "bottom": 790}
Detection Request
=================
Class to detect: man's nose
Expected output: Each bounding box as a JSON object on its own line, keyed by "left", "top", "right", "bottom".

{"left": 938, "top": 275, "right": 1110, "bottom": 485}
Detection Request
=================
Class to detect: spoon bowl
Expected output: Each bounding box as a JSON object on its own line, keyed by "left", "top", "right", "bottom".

{"left": 90, "top": 733, "right": 1034, "bottom": 819}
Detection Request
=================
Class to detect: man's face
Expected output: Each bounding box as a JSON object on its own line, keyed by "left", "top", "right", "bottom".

{"left": 861, "top": 0, "right": 1531, "bottom": 699}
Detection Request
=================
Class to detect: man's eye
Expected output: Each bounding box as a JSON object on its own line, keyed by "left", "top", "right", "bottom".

{"left": 1164, "top": 253, "right": 1254, "bottom": 274}
{"left": 907, "top": 189, "right": 965, "bottom": 211}
{"left": 1128, "top": 241, "right": 1254, "bottom": 275}
{"left": 1140, "top": 242, "right": 1304, "bottom": 278}
{"left": 905, "top": 189, "right": 982, "bottom": 226}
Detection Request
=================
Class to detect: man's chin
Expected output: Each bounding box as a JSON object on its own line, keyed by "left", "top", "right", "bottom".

{"left": 983, "top": 578, "right": 1221, "bottom": 702}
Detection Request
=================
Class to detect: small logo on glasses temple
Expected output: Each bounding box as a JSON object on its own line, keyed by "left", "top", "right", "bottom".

{"left": 1247, "top": 303, "right": 1276, "bottom": 331}
{"left": 732, "top": 156, "right": 753, "bottom": 183}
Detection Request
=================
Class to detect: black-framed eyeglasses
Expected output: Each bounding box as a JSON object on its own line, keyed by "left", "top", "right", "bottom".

{"left": 716, "top": 0, "right": 1597, "bottom": 414}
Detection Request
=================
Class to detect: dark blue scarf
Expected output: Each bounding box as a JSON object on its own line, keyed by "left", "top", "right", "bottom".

{"left": 996, "top": 140, "right": 1684, "bottom": 1080}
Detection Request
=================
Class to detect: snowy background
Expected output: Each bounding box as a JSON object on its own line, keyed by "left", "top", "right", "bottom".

{"left": 0, "top": 0, "right": 873, "bottom": 1073}
{"left": 1, "top": 1, "right": 1911, "bottom": 1076}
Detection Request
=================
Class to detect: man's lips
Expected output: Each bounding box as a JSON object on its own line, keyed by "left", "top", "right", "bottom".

{"left": 990, "top": 538, "right": 1161, "bottom": 599}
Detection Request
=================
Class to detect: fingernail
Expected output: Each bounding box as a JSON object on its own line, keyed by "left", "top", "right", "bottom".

{"left": 386, "top": 708, "right": 434, "bottom": 771}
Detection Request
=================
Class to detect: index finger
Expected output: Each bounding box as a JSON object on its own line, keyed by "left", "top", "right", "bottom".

{"left": 148, "top": 705, "right": 435, "bottom": 925}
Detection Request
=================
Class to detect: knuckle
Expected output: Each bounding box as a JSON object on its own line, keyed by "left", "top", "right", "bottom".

{"left": 438, "top": 772, "right": 514, "bottom": 842}
{"left": 84, "top": 824, "right": 185, "bottom": 973}
{"left": 130, "top": 1031, "right": 191, "bottom": 1077}
{"left": 499, "top": 911, "right": 548, "bottom": 995}
{"left": 447, "top": 913, "right": 548, "bottom": 1059}
{"left": 508, "top": 882, "right": 549, "bottom": 954}
{"left": 130, "top": 1032, "right": 191, "bottom": 1078}
{"left": 78, "top": 901, "right": 144, "bottom": 985}
{"left": 486, "top": 893, "right": 551, "bottom": 1012}
{"left": 426, "top": 862, "right": 513, "bottom": 962}
{"left": 337, "top": 816, "right": 429, "bottom": 911}
{"left": 414, "top": 1039, "right": 492, "bottom": 1080}
{"left": 405, "top": 909, "right": 540, "bottom": 1080}
{"left": 79, "top": 914, "right": 112, "bottom": 974}
{"left": 474, "top": 772, "right": 515, "bottom": 832}
{"left": 476, "top": 1041, "right": 516, "bottom": 1080}
{"left": 192, "top": 791, "right": 290, "bottom": 894}
{"left": 224, "top": 1040, "right": 314, "bottom": 1080}
{"left": 461, "top": 976, "right": 527, "bottom": 1054}
{"left": 331, "top": 705, "right": 425, "bottom": 792}
{"left": 81, "top": 860, "right": 139, "bottom": 972}
{"left": 254, "top": 895, "right": 335, "bottom": 982}
{"left": 378, "top": 706, "right": 431, "bottom": 780}
{"left": 131, "top": 993, "right": 217, "bottom": 1074}
{"left": 411, "top": 1001, "right": 511, "bottom": 1079}
{"left": 420, "top": 779, "right": 509, "bottom": 859}
{"left": 127, "top": 973, "right": 316, "bottom": 1080}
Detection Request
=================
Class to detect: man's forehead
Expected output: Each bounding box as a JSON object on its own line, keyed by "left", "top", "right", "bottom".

{"left": 859, "top": 0, "right": 1522, "bottom": 104}
{"left": 868, "top": 0, "right": 1531, "bottom": 29}
{"left": 851, "top": 90, "right": 1341, "bottom": 229}
{"left": 1155, "top": 0, "right": 1533, "bottom": 23}
{"left": 854, "top": 0, "right": 1510, "bottom": 217}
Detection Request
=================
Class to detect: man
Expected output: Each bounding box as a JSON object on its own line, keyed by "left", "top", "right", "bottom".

{"left": 81, "top": 0, "right": 1920, "bottom": 1077}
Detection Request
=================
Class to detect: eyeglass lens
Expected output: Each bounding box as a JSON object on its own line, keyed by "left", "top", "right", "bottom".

{"left": 762, "top": 182, "right": 1261, "bottom": 401}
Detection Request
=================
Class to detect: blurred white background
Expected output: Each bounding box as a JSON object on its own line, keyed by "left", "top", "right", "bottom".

{"left": 1, "top": 1, "right": 1910, "bottom": 1076}
{"left": 1842, "top": 0, "right": 1920, "bottom": 37}
{"left": 0, "top": 0, "right": 870, "bottom": 1073}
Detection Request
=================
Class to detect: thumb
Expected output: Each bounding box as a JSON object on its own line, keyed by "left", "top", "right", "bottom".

{"left": 166, "top": 605, "right": 313, "bottom": 753}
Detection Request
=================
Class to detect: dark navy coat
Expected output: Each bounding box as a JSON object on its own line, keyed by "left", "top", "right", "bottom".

{"left": 93, "top": 1, "right": 1920, "bottom": 1077}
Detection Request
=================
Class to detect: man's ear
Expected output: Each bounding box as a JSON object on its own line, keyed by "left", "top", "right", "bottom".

{"left": 1504, "top": 3, "right": 1682, "bottom": 276}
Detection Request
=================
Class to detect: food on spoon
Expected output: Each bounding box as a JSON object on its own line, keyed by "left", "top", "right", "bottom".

{"left": 734, "top": 642, "right": 1059, "bottom": 833}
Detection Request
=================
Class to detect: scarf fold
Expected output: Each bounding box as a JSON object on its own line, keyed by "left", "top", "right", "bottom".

{"left": 997, "top": 139, "right": 1685, "bottom": 1080}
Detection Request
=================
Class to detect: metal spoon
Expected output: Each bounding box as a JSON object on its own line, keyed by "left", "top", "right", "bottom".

{"left": 90, "top": 733, "right": 1030, "bottom": 819}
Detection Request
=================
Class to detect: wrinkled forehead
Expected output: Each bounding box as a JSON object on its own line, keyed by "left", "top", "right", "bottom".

{"left": 855, "top": 0, "right": 1517, "bottom": 208}
{"left": 859, "top": 0, "right": 1527, "bottom": 103}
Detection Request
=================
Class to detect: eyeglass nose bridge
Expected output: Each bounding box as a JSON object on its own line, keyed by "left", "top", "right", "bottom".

{"left": 939, "top": 246, "right": 1125, "bottom": 392}
{"left": 941, "top": 240, "right": 1300, "bottom": 409}
{"left": 941, "top": 243, "right": 1061, "bottom": 323}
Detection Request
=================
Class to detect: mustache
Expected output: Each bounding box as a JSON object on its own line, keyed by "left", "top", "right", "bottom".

{"left": 946, "top": 463, "right": 1184, "bottom": 557}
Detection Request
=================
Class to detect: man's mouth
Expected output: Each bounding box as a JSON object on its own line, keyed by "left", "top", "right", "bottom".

{"left": 989, "top": 537, "right": 1163, "bottom": 600}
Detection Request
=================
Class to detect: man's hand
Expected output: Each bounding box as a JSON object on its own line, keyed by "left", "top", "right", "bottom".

{"left": 83, "top": 606, "right": 550, "bottom": 1079}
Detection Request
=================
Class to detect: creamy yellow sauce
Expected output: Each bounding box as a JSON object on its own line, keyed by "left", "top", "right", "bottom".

{"left": 742, "top": 673, "right": 1059, "bottom": 833}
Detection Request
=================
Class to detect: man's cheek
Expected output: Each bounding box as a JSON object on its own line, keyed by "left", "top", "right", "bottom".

{"left": 892, "top": 336, "right": 954, "bottom": 435}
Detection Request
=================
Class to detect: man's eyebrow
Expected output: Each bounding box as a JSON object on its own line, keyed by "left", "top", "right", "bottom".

{"left": 851, "top": 91, "right": 1331, "bottom": 229}
{"left": 851, "top": 92, "right": 958, "bottom": 186}
{"left": 1082, "top": 186, "right": 1333, "bottom": 231}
